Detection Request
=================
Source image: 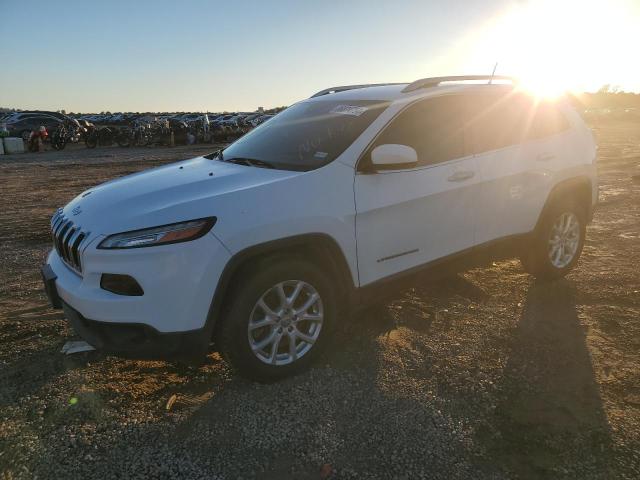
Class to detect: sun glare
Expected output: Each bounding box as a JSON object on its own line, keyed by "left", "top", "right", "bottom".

{"left": 464, "top": 0, "right": 638, "bottom": 99}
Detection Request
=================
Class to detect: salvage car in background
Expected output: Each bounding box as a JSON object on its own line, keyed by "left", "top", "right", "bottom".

{"left": 6, "top": 113, "right": 63, "bottom": 141}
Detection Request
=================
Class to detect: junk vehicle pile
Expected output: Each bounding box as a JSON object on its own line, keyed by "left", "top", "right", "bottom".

{"left": 0, "top": 109, "right": 279, "bottom": 153}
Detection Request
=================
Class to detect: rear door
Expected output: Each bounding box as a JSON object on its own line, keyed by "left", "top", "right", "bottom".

{"left": 354, "top": 95, "right": 479, "bottom": 285}
{"left": 467, "top": 91, "right": 569, "bottom": 244}
{"left": 466, "top": 93, "right": 572, "bottom": 244}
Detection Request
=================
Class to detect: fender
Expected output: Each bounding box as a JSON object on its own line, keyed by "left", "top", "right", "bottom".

{"left": 534, "top": 176, "right": 594, "bottom": 232}
{"left": 204, "top": 233, "right": 356, "bottom": 338}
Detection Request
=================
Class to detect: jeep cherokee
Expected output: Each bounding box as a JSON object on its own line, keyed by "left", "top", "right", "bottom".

{"left": 41, "top": 75, "right": 598, "bottom": 381}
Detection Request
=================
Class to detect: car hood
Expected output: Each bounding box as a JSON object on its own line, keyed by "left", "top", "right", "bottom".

{"left": 61, "top": 156, "right": 300, "bottom": 236}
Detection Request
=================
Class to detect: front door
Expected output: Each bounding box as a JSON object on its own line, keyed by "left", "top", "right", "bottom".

{"left": 354, "top": 95, "right": 479, "bottom": 286}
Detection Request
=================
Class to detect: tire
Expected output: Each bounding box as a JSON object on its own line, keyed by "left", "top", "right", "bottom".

{"left": 217, "top": 257, "right": 336, "bottom": 382}
{"left": 520, "top": 199, "right": 586, "bottom": 280}
{"left": 85, "top": 135, "right": 97, "bottom": 149}
{"left": 51, "top": 134, "right": 67, "bottom": 151}
{"left": 116, "top": 134, "right": 130, "bottom": 148}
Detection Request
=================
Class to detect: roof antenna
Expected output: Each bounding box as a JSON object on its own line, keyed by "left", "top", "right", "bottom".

{"left": 488, "top": 62, "right": 498, "bottom": 84}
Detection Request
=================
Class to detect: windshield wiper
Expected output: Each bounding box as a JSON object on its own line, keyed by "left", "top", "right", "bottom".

{"left": 206, "top": 150, "right": 276, "bottom": 169}
{"left": 204, "top": 149, "right": 224, "bottom": 161}
{"left": 222, "top": 157, "right": 276, "bottom": 169}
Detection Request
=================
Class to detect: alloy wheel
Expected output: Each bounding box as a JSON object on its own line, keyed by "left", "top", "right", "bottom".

{"left": 548, "top": 212, "right": 581, "bottom": 268}
{"left": 247, "top": 280, "right": 324, "bottom": 366}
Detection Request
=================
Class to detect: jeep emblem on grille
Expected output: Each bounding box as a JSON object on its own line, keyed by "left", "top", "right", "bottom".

{"left": 71, "top": 206, "right": 82, "bottom": 216}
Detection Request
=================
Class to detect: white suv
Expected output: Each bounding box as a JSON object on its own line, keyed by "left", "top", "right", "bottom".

{"left": 41, "top": 76, "right": 598, "bottom": 381}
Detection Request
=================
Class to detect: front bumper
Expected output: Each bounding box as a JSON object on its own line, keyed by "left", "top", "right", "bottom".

{"left": 41, "top": 265, "right": 210, "bottom": 360}
{"left": 42, "top": 231, "right": 231, "bottom": 359}
{"left": 61, "top": 301, "right": 208, "bottom": 360}
{"left": 41, "top": 264, "right": 62, "bottom": 309}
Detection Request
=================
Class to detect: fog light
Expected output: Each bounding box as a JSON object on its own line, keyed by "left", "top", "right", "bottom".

{"left": 100, "top": 274, "right": 144, "bottom": 296}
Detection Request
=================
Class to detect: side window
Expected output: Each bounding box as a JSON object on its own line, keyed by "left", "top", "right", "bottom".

{"left": 370, "top": 96, "right": 465, "bottom": 167}
{"left": 43, "top": 117, "right": 60, "bottom": 126}
{"left": 466, "top": 93, "right": 535, "bottom": 154}
{"left": 467, "top": 94, "right": 570, "bottom": 154}
{"left": 530, "top": 102, "right": 570, "bottom": 138}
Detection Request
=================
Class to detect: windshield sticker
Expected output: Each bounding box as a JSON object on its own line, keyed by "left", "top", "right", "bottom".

{"left": 330, "top": 105, "right": 368, "bottom": 117}
{"left": 314, "top": 151, "right": 328, "bottom": 159}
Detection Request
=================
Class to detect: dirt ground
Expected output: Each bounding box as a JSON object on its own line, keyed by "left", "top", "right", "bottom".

{"left": 0, "top": 124, "right": 638, "bottom": 479}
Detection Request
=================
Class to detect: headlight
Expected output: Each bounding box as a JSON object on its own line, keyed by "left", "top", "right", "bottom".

{"left": 97, "top": 218, "right": 216, "bottom": 249}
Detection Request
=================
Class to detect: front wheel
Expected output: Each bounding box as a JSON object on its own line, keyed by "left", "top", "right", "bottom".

{"left": 520, "top": 200, "right": 586, "bottom": 280}
{"left": 217, "top": 258, "right": 336, "bottom": 381}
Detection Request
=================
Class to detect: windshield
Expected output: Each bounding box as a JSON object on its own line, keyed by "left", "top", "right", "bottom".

{"left": 218, "top": 99, "right": 389, "bottom": 171}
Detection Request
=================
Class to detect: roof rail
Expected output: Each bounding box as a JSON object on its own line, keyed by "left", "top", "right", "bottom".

{"left": 310, "top": 83, "right": 404, "bottom": 98}
{"left": 402, "top": 75, "right": 517, "bottom": 93}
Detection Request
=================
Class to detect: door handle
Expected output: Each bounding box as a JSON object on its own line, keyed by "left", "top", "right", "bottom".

{"left": 537, "top": 153, "right": 555, "bottom": 162}
{"left": 447, "top": 171, "right": 475, "bottom": 182}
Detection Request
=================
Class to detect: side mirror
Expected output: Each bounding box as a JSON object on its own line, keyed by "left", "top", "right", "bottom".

{"left": 370, "top": 144, "right": 418, "bottom": 170}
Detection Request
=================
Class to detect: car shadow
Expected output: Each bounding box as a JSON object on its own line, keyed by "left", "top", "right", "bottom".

{"left": 3, "top": 275, "right": 615, "bottom": 479}
{"left": 341, "top": 272, "right": 489, "bottom": 339}
{"left": 140, "top": 274, "right": 492, "bottom": 477}
{"left": 481, "top": 278, "right": 613, "bottom": 478}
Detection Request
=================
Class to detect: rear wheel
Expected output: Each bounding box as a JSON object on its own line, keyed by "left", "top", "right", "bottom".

{"left": 520, "top": 200, "right": 586, "bottom": 280}
{"left": 116, "top": 132, "right": 130, "bottom": 147}
{"left": 85, "top": 134, "right": 98, "bottom": 149}
{"left": 217, "top": 258, "right": 336, "bottom": 381}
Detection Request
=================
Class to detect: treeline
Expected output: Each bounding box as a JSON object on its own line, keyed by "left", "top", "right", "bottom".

{"left": 2, "top": 90, "right": 639, "bottom": 115}
{"left": 572, "top": 86, "right": 640, "bottom": 110}
{"left": 0, "top": 106, "right": 288, "bottom": 116}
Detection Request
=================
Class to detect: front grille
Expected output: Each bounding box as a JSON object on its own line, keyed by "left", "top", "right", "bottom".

{"left": 50, "top": 208, "right": 89, "bottom": 274}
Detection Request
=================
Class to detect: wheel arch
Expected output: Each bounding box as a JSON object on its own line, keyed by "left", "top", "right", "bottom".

{"left": 205, "top": 233, "right": 356, "bottom": 339}
{"left": 535, "top": 175, "right": 594, "bottom": 232}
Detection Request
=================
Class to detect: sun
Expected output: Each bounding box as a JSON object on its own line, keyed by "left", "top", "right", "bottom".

{"left": 501, "top": 0, "right": 594, "bottom": 99}
{"left": 516, "top": 72, "right": 572, "bottom": 101}
{"left": 463, "top": 0, "right": 639, "bottom": 99}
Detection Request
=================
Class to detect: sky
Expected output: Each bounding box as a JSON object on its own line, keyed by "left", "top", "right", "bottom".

{"left": 1, "top": 0, "right": 638, "bottom": 113}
